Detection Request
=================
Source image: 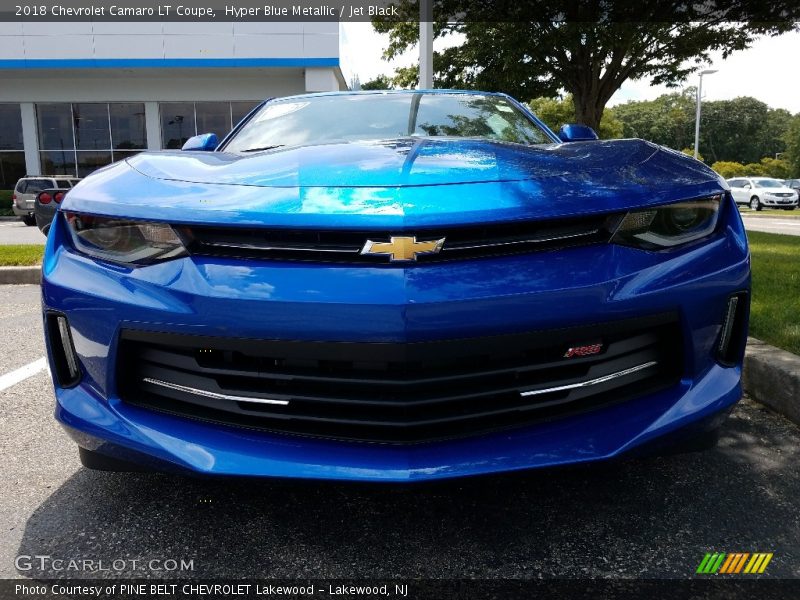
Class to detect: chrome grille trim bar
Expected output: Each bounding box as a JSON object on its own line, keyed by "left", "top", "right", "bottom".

{"left": 519, "top": 361, "right": 658, "bottom": 397}
{"left": 443, "top": 229, "right": 601, "bottom": 251}
{"left": 143, "top": 377, "right": 290, "bottom": 406}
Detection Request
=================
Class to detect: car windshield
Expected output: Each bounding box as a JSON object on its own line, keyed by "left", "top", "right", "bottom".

{"left": 224, "top": 93, "right": 554, "bottom": 153}
{"left": 753, "top": 179, "right": 784, "bottom": 188}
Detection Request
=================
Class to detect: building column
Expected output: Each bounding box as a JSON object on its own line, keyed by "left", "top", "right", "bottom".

{"left": 305, "top": 68, "right": 339, "bottom": 92}
{"left": 20, "top": 103, "right": 40, "bottom": 176}
{"left": 144, "top": 102, "right": 161, "bottom": 151}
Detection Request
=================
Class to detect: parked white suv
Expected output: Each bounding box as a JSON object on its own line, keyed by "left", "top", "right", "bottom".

{"left": 727, "top": 177, "right": 799, "bottom": 211}
{"left": 12, "top": 176, "right": 80, "bottom": 225}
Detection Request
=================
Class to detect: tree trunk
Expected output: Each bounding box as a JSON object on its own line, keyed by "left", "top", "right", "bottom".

{"left": 571, "top": 92, "right": 604, "bottom": 132}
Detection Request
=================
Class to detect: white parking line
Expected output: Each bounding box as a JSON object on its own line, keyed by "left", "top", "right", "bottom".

{"left": 0, "top": 357, "right": 47, "bottom": 392}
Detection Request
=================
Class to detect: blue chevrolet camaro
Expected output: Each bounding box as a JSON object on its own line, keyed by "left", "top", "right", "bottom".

{"left": 41, "top": 90, "right": 750, "bottom": 481}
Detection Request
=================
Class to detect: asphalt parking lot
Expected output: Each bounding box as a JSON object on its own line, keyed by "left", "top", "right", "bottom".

{"left": 0, "top": 219, "right": 45, "bottom": 245}
{"left": 1, "top": 283, "right": 799, "bottom": 580}
{"left": 741, "top": 214, "right": 800, "bottom": 236}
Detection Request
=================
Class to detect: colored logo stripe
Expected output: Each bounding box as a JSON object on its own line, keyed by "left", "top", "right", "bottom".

{"left": 697, "top": 552, "right": 773, "bottom": 574}
{"left": 697, "top": 553, "right": 726, "bottom": 574}
{"left": 744, "top": 553, "right": 773, "bottom": 574}
{"left": 719, "top": 553, "right": 749, "bottom": 574}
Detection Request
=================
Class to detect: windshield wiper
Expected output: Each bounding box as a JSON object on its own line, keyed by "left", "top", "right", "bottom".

{"left": 240, "top": 145, "right": 285, "bottom": 153}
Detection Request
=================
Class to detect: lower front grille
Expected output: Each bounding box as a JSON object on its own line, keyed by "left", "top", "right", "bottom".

{"left": 117, "top": 314, "right": 683, "bottom": 444}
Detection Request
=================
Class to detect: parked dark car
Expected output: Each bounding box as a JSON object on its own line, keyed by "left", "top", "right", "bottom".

{"left": 12, "top": 176, "right": 79, "bottom": 225}
{"left": 35, "top": 188, "right": 71, "bottom": 234}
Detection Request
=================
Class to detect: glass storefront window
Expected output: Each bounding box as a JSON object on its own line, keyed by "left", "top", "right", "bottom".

{"left": 161, "top": 102, "right": 195, "bottom": 150}
{"left": 0, "top": 151, "right": 26, "bottom": 189}
{"left": 0, "top": 104, "right": 23, "bottom": 151}
{"left": 110, "top": 103, "right": 146, "bottom": 150}
{"left": 195, "top": 102, "right": 231, "bottom": 140}
{"left": 36, "top": 102, "right": 150, "bottom": 177}
{"left": 37, "top": 104, "right": 75, "bottom": 151}
{"left": 111, "top": 150, "right": 142, "bottom": 162}
{"left": 161, "top": 102, "right": 261, "bottom": 148}
{"left": 76, "top": 151, "right": 113, "bottom": 177}
{"left": 73, "top": 103, "right": 111, "bottom": 150}
{"left": 40, "top": 150, "right": 77, "bottom": 176}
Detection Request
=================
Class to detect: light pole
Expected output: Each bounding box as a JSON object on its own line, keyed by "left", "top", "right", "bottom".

{"left": 694, "top": 69, "right": 718, "bottom": 160}
{"left": 419, "top": 0, "right": 433, "bottom": 89}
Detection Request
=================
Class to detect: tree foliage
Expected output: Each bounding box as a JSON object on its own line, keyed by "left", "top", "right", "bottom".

{"left": 527, "top": 95, "right": 623, "bottom": 139}
{"left": 711, "top": 158, "right": 792, "bottom": 179}
{"left": 612, "top": 90, "right": 696, "bottom": 149}
{"left": 711, "top": 161, "right": 748, "bottom": 178}
{"left": 360, "top": 74, "right": 395, "bottom": 90}
{"left": 372, "top": 2, "right": 795, "bottom": 129}
{"left": 785, "top": 115, "right": 800, "bottom": 177}
{"left": 613, "top": 93, "right": 797, "bottom": 168}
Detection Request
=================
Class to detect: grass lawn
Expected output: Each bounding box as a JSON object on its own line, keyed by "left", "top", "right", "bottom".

{"left": 0, "top": 245, "right": 44, "bottom": 266}
{"left": 748, "top": 231, "right": 800, "bottom": 355}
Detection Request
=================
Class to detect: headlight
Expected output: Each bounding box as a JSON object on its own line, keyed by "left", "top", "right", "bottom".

{"left": 611, "top": 195, "right": 722, "bottom": 250}
{"left": 65, "top": 213, "right": 187, "bottom": 265}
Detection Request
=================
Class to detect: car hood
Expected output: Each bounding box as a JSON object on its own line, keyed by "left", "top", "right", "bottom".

{"left": 760, "top": 187, "right": 797, "bottom": 194}
{"left": 130, "top": 137, "right": 696, "bottom": 188}
{"left": 65, "top": 137, "right": 726, "bottom": 228}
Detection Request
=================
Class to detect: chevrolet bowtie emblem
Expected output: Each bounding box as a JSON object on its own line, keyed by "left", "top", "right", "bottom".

{"left": 360, "top": 236, "right": 446, "bottom": 262}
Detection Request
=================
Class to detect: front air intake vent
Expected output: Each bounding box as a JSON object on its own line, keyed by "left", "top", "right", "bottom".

{"left": 46, "top": 312, "right": 81, "bottom": 387}
{"left": 717, "top": 292, "right": 749, "bottom": 366}
{"left": 117, "top": 313, "right": 683, "bottom": 444}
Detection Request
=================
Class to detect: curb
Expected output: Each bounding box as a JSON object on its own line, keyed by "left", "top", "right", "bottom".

{"left": 0, "top": 265, "right": 41, "bottom": 285}
{"left": 744, "top": 337, "right": 800, "bottom": 426}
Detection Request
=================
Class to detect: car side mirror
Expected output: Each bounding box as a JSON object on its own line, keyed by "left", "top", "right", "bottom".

{"left": 181, "top": 133, "right": 218, "bottom": 151}
{"left": 743, "top": 184, "right": 751, "bottom": 190}
{"left": 557, "top": 124, "right": 599, "bottom": 142}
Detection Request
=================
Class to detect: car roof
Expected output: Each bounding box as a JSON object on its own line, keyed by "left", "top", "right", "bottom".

{"left": 19, "top": 175, "right": 78, "bottom": 180}
{"left": 270, "top": 89, "right": 508, "bottom": 102}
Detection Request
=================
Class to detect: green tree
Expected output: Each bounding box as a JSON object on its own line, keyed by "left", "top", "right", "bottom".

{"left": 681, "top": 148, "right": 702, "bottom": 162}
{"left": 613, "top": 93, "right": 795, "bottom": 164}
{"left": 698, "top": 97, "right": 792, "bottom": 164}
{"left": 711, "top": 161, "right": 747, "bottom": 178}
{"left": 743, "top": 162, "right": 767, "bottom": 176}
{"left": 758, "top": 157, "right": 792, "bottom": 179}
{"left": 612, "top": 91, "right": 696, "bottom": 149}
{"left": 528, "top": 95, "right": 623, "bottom": 139}
{"left": 785, "top": 115, "right": 800, "bottom": 177}
{"left": 373, "top": 4, "right": 794, "bottom": 130}
{"left": 360, "top": 74, "right": 395, "bottom": 90}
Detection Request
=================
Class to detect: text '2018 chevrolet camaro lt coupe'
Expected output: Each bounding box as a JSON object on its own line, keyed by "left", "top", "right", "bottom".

{"left": 41, "top": 90, "right": 750, "bottom": 481}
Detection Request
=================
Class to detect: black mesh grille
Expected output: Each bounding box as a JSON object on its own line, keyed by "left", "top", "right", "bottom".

{"left": 117, "top": 314, "right": 682, "bottom": 444}
{"left": 177, "top": 213, "right": 621, "bottom": 264}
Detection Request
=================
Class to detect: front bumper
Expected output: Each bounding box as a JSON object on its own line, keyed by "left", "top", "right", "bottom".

{"left": 41, "top": 197, "right": 751, "bottom": 481}
{"left": 762, "top": 197, "right": 798, "bottom": 207}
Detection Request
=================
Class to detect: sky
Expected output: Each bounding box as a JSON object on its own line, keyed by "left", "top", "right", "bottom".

{"left": 340, "top": 24, "right": 800, "bottom": 114}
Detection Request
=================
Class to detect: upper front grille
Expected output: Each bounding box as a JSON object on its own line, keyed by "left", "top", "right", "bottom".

{"left": 177, "top": 213, "right": 621, "bottom": 264}
{"left": 117, "top": 313, "right": 683, "bottom": 444}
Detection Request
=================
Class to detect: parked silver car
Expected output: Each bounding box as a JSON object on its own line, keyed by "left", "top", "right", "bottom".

{"left": 727, "top": 177, "right": 799, "bottom": 211}
{"left": 12, "top": 176, "right": 80, "bottom": 225}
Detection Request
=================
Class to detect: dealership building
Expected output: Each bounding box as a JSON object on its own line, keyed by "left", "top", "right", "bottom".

{"left": 0, "top": 21, "right": 348, "bottom": 188}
